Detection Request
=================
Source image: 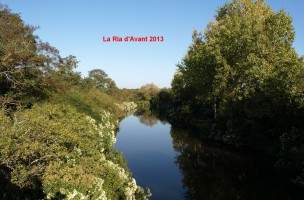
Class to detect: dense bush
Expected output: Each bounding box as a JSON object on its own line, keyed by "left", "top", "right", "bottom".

{"left": 0, "top": 103, "right": 150, "bottom": 199}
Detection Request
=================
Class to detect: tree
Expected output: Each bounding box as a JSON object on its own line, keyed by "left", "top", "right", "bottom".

{"left": 0, "top": 5, "right": 46, "bottom": 107}
{"left": 206, "top": 0, "right": 302, "bottom": 103}
{"left": 174, "top": 0, "right": 304, "bottom": 119}
{"left": 174, "top": 31, "right": 218, "bottom": 118}
{"left": 88, "top": 69, "right": 113, "bottom": 91}
{"left": 138, "top": 83, "right": 159, "bottom": 101}
{"left": 106, "top": 80, "right": 119, "bottom": 97}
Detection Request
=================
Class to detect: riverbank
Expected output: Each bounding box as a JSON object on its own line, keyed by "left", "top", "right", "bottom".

{"left": 0, "top": 5, "right": 152, "bottom": 199}
{"left": 0, "top": 96, "right": 151, "bottom": 199}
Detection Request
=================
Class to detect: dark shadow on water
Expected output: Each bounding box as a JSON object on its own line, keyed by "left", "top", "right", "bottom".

{"left": 171, "top": 128, "right": 304, "bottom": 200}
{"left": 116, "top": 114, "right": 304, "bottom": 200}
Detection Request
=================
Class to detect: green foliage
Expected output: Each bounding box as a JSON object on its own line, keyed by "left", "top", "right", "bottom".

{"left": 172, "top": 0, "right": 304, "bottom": 117}
{"left": 115, "top": 101, "right": 137, "bottom": 116}
{"left": 0, "top": 4, "right": 151, "bottom": 198}
{"left": 88, "top": 69, "right": 114, "bottom": 91}
{"left": 136, "top": 100, "right": 150, "bottom": 111}
{"left": 0, "top": 5, "right": 84, "bottom": 108}
{"left": 0, "top": 5, "right": 48, "bottom": 107}
{"left": 168, "top": 0, "right": 304, "bottom": 139}
{"left": 50, "top": 88, "right": 126, "bottom": 121}
{"left": 0, "top": 103, "right": 150, "bottom": 199}
{"left": 150, "top": 88, "right": 173, "bottom": 118}
{"left": 160, "top": 0, "right": 304, "bottom": 187}
{"left": 138, "top": 83, "right": 159, "bottom": 101}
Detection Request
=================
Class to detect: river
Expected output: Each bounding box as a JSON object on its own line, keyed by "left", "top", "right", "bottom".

{"left": 115, "top": 114, "right": 304, "bottom": 200}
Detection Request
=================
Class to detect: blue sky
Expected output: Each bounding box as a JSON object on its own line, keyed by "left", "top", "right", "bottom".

{"left": 2, "top": 0, "right": 304, "bottom": 88}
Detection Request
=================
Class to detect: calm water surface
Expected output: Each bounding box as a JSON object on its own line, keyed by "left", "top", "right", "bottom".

{"left": 115, "top": 114, "right": 304, "bottom": 200}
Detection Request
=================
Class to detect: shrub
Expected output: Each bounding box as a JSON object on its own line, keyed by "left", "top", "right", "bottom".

{"left": 0, "top": 103, "right": 149, "bottom": 199}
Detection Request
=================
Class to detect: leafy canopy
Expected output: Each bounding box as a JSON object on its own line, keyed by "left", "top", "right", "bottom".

{"left": 174, "top": 0, "right": 303, "bottom": 107}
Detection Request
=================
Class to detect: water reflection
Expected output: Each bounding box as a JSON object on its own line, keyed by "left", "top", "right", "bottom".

{"left": 139, "top": 113, "right": 158, "bottom": 127}
{"left": 115, "top": 115, "right": 185, "bottom": 200}
{"left": 116, "top": 113, "right": 304, "bottom": 200}
{"left": 134, "top": 110, "right": 167, "bottom": 127}
{"left": 171, "top": 128, "right": 304, "bottom": 200}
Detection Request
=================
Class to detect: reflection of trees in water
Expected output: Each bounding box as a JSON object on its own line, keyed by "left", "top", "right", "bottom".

{"left": 170, "top": 128, "right": 304, "bottom": 200}
{"left": 139, "top": 113, "right": 158, "bottom": 127}
{"left": 135, "top": 110, "right": 168, "bottom": 127}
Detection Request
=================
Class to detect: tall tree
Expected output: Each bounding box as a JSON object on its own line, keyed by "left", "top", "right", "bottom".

{"left": 0, "top": 5, "right": 46, "bottom": 107}
{"left": 174, "top": 0, "right": 304, "bottom": 118}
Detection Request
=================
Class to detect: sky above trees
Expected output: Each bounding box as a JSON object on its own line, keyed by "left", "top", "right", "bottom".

{"left": 3, "top": 0, "right": 304, "bottom": 88}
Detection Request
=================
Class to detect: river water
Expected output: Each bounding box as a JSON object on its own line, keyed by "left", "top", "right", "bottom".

{"left": 115, "top": 114, "right": 304, "bottom": 200}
